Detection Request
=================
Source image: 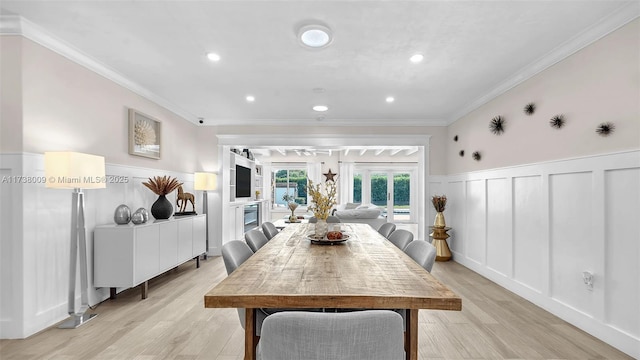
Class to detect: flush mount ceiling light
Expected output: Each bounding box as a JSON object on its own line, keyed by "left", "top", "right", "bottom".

{"left": 299, "top": 24, "right": 333, "bottom": 49}
{"left": 410, "top": 54, "right": 424, "bottom": 63}
{"left": 386, "top": 96, "right": 395, "bottom": 103}
{"left": 313, "top": 105, "right": 328, "bottom": 112}
{"left": 246, "top": 95, "right": 255, "bottom": 102}
{"left": 206, "top": 52, "right": 221, "bottom": 62}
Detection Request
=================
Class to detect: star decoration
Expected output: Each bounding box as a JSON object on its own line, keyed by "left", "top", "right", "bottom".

{"left": 323, "top": 169, "right": 337, "bottom": 182}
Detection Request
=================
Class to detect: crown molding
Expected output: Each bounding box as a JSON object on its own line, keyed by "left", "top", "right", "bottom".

{"left": 447, "top": 2, "right": 640, "bottom": 125}
{"left": 0, "top": 15, "right": 21, "bottom": 34}
{"left": 0, "top": 15, "right": 199, "bottom": 124}
{"left": 203, "top": 117, "right": 448, "bottom": 127}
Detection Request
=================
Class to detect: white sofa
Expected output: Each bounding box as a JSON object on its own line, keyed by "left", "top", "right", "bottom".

{"left": 333, "top": 203, "right": 387, "bottom": 229}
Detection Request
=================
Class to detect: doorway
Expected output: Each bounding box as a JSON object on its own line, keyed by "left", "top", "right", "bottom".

{"left": 354, "top": 167, "right": 416, "bottom": 224}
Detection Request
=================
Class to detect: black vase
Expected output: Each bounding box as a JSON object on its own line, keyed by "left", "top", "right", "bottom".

{"left": 151, "top": 195, "right": 173, "bottom": 220}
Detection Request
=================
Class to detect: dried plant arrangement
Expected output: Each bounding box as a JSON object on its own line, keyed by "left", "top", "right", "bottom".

{"left": 431, "top": 195, "right": 447, "bottom": 212}
{"left": 596, "top": 122, "right": 615, "bottom": 136}
{"left": 307, "top": 179, "right": 337, "bottom": 220}
{"left": 142, "top": 175, "right": 182, "bottom": 195}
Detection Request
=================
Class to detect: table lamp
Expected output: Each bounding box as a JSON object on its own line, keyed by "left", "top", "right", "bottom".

{"left": 44, "top": 151, "right": 106, "bottom": 328}
{"left": 194, "top": 172, "right": 216, "bottom": 259}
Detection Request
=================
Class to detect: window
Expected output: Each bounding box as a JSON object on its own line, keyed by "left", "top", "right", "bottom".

{"left": 272, "top": 166, "right": 308, "bottom": 207}
{"left": 353, "top": 173, "right": 362, "bottom": 203}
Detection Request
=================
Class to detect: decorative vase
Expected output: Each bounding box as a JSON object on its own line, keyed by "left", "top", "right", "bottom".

{"left": 288, "top": 202, "right": 299, "bottom": 222}
{"left": 434, "top": 211, "right": 446, "bottom": 228}
{"left": 151, "top": 195, "right": 173, "bottom": 220}
{"left": 114, "top": 204, "right": 131, "bottom": 224}
{"left": 315, "top": 219, "right": 328, "bottom": 238}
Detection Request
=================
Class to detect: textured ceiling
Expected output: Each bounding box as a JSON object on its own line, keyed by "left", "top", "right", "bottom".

{"left": 1, "top": 1, "right": 637, "bottom": 127}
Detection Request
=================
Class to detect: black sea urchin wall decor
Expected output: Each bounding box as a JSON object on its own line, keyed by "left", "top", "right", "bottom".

{"left": 459, "top": 150, "right": 465, "bottom": 157}
{"left": 489, "top": 116, "right": 505, "bottom": 135}
{"left": 524, "top": 103, "right": 536, "bottom": 115}
{"left": 596, "top": 122, "right": 615, "bottom": 136}
{"left": 472, "top": 151, "right": 481, "bottom": 161}
{"left": 550, "top": 115, "right": 565, "bottom": 129}
{"left": 454, "top": 135, "right": 458, "bottom": 142}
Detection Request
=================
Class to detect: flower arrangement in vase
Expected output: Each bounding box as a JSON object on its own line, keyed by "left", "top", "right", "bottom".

{"left": 142, "top": 175, "right": 182, "bottom": 220}
{"left": 307, "top": 179, "right": 337, "bottom": 237}
{"left": 431, "top": 195, "right": 447, "bottom": 228}
{"left": 283, "top": 194, "right": 299, "bottom": 222}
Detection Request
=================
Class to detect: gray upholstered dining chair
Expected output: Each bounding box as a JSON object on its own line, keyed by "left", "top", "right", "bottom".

{"left": 261, "top": 221, "right": 279, "bottom": 240}
{"left": 245, "top": 229, "right": 269, "bottom": 252}
{"left": 396, "top": 240, "right": 437, "bottom": 330}
{"left": 404, "top": 240, "right": 437, "bottom": 272}
{"left": 308, "top": 215, "right": 341, "bottom": 223}
{"left": 387, "top": 229, "right": 413, "bottom": 250}
{"left": 256, "top": 310, "right": 405, "bottom": 360}
{"left": 377, "top": 222, "right": 396, "bottom": 238}
{"left": 221, "top": 240, "right": 268, "bottom": 335}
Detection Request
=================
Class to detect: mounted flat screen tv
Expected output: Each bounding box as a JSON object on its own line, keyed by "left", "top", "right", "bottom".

{"left": 235, "top": 164, "right": 252, "bottom": 198}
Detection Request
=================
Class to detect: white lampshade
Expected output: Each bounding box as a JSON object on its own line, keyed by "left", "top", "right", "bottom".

{"left": 44, "top": 152, "right": 106, "bottom": 189}
{"left": 194, "top": 172, "right": 217, "bottom": 191}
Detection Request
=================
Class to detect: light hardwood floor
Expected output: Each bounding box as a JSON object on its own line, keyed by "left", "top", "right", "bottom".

{"left": 0, "top": 256, "right": 632, "bottom": 360}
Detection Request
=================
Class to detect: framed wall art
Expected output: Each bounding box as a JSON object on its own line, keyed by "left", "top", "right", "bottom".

{"left": 128, "top": 108, "right": 161, "bottom": 159}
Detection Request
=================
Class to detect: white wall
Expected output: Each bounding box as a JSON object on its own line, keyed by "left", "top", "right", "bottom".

{"left": 0, "top": 36, "right": 219, "bottom": 338}
{"left": 431, "top": 151, "right": 639, "bottom": 358}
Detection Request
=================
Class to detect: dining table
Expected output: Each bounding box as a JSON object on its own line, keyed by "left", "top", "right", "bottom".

{"left": 204, "top": 223, "right": 462, "bottom": 360}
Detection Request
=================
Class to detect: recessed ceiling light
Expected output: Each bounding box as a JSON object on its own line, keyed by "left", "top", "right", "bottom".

{"left": 386, "top": 96, "right": 395, "bottom": 103}
{"left": 410, "top": 54, "right": 424, "bottom": 63}
{"left": 207, "top": 52, "right": 221, "bottom": 62}
{"left": 246, "top": 95, "right": 255, "bottom": 102}
{"left": 299, "top": 25, "right": 333, "bottom": 49}
{"left": 313, "top": 105, "right": 328, "bottom": 112}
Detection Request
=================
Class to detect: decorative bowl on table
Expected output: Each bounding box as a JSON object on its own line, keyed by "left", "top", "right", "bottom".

{"left": 306, "top": 231, "right": 350, "bottom": 245}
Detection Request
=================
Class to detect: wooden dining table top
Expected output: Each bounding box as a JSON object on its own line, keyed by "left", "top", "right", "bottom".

{"left": 204, "top": 223, "right": 461, "bottom": 311}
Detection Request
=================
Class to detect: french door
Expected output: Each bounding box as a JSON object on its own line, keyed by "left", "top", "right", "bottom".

{"left": 354, "top": 167, "right": 415, "bottom": 223}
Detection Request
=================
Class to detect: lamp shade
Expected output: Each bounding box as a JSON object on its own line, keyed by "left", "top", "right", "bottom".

{"left": 194, "top": 172, "right": 216, "bottom": 191}
{"left": 44, "top": 152, "right": 106, "bottom": 189}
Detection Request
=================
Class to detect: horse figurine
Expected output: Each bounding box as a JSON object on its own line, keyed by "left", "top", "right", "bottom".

{"left": 176, "top": 185, "right": 195, "bottom": 213}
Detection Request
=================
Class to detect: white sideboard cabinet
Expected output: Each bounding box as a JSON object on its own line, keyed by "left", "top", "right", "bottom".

{"left": 94, "top": 214, "right": 206, "bottom": 299}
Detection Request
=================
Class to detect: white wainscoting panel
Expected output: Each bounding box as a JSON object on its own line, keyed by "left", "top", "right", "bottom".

{"left": 447, "top": 181, "right": 465, "bottom": 254}
{"left": 486, "top": 178, "right": 511, "bottom": 277}
{"left": 444, "top": 150, "right": 640, "bottom": 358}
{"left": 465, "top": 179, "right": 486, "bottom": 264}
{"left": 604, "top": 168, "right": 640, "bottom": 337}
{"left": 513, "top": 175, "right": 544, "bottom": 293}
{"left": 549, "top": 171, "right": 597, "bottom": 315}
{"left": 0, "top": 166, "right": 18, "bottom": 338}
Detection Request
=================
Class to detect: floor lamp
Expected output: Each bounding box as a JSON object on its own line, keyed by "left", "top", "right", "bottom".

{"left": 194, "top": 172, "right": 216, "bottom": 260}
{"left": 44, "top": 152, "right": 106, "bottom": 328}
